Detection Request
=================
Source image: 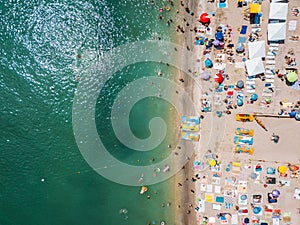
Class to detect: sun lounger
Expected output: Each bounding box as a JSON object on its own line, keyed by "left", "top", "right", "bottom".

{"left": 246, "top": 80, "right": 255, "bottom": 85}
{"left": 265, "top": 65, "right": 275, "bottom": 69}
{"left": 266, "top": 56, "right": 275, "bottom": 60}
{"left": 269, "top": 47, "right": 278, "bottom": 51}
{"left": 252, "top": 28, "right": 261, "bottom": 33}
{"left": 266, "top": 75, "right": 275, "bottom": 79}
{"left": 269, "top": 43, "right": 279, "bottom": 47}
{"left": 246, "top": 85, "right": 255, "bottom": 89}
{"left": 267, "top": 52, "right": 276, "bottom": 56}
{"left": 262, "top": 93, "right": 272, "bottom": 97}
{"left": 266, "top": 60, "right": 275, "bottom": 65}
{"left": 265, "top": 79, "right": 274, "bottom": 83}
{"left": 266, "top": 70, "right": 274, "bottom": 75}
{"left": 246, "top": 89, "right": 255, "bottom": 93}
{"left": 181, "top": 116, "right": 200, "bottom": 124}
{"left": 263, "top": 88, "right": 273, "bottom": 93}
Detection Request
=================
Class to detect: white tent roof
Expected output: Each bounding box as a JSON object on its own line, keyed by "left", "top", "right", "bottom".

{"left": 269, "top": 3, "right": 288, "bottom": 20}
{"left": 245, "top": 57, "right": 265, "bottom": 76}
{"left": 268, "top": 23, "right": 286, "bottom": 41}
{"left": 248, "top": 41, "right": 266, "bottom": 59}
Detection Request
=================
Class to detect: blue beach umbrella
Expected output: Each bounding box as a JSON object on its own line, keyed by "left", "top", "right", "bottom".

{"left": 251, "top": 93, "right": 258, "bottom": 101}
{"left": 272, "top": 189, "right": 280, "bottom": 198}
{"left": 215, "top": 32, "right": 224, "bottom": 41}
{"left": 237, "top": 99, "right": 243, "bottom": 106}
{"left": 244, "top": 217, "right": 250, "bottom": 223}
{"left": 253, "top": 207, "right": 261, "bottom": 214}
{"left": 205, "top": 58, "right": 213, "bottom": 68}
{"left": 289, "top": 110, "right": 296, "bottom": 118}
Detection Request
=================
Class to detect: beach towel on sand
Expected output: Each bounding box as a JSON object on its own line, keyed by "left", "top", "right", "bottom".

{"left": 240, "top": 25, "right": 248, "bottom": 34}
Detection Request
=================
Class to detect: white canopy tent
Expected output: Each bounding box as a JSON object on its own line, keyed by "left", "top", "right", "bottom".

{"left": 269, "top": 3, "right": 288, "bottom": 20}
{"left": 248, "top": 41, "right": 266, "bottom": 59}
{"left": 268, "top": 23, "right": 286, "bottom": 41}
{"left": 245, "top": 57, "right": 265, "bottom": 76}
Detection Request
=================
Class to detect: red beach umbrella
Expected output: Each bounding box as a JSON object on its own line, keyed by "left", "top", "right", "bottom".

{"left": 214, "top": 73, "right": 224, "bottom": 84}
{"left": 200, "top": 13, "right": 210, "bottom": 24}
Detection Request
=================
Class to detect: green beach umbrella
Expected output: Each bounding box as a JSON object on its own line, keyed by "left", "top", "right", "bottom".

{"left": 286, "top": 71, "right": 298, "bottom": 82}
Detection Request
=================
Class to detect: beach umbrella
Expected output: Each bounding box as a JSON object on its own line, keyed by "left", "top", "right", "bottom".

{"left": 209, "top": 159, "right": 217, "bottom": 167}
{"left": 236, "top": 43, "right": 245, "bottom": 53}
{"left": 265, "top": 97, "right": 272, "bottom": 104}
{"left": 201, "top": 71, "right": 211, "bottom": 80}
{"left": 289, "top": 110, "right": 296, "bottom": 118}
{"left": 205, "top": 58, "right": 213, "bottom": 68}
{"left": 214, "top": 73, "right": 224, "bottom": 83}
{"left": 254, "top": 117, "right": 268, "bottom": 131}
{"left": 272, "top": 189, "right": 280, "bottom": 198}
{"left": 200, "top": 13, "right": 210, "bottom": 24}
{"left": 212, "top": 39, "right": 220, "bottom": 46}
{"left": 236, "top": 80, "right": 244, "bottom": 89}
{"left": 244, "top": 218, "right": 250, "bottom": 223}
{"left": 278, "top": 165, "right": 288, "bottom": 174}
{"left": 253, "top": 207, "right": 261, "bottom": 214}
{"left": 295, "top": 111, "right": 300, "bottom": 121}
{"left": 241, "top": 195, "right": 247, "bottom": 200}
{"left": 289, "top": 164, "right": 299, "bottom": 171}
{"left": 286, "top": 71, "right": 298, "bottom": 83}
{"left": 237, "top": 99, "right": 243, "bottom": 106}
{"left": 250, "top": 172, "right": 258, "bottom": 179}
{"left": 215, "top": 32, "right": 224, "bottom": 41}
{"left": 250, "top": 93, "right": 258, "bottom": 101}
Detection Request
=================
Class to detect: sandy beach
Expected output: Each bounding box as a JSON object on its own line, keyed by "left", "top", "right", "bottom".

{"left": 171, "top": 0, "right": 300, "bottom": 224}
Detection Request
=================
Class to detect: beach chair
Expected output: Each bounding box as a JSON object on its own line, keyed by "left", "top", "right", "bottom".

{"left": 266, "top": 60, "right": 275, "bottom": 65}
{"left": 266, "top": 55, "right": 275, "bottom": 60}
{"left": 266, "top": 75, "right": 275, "bottom": 79}
{"left": 265, "top": 65, "right": 275, "bottom": 69}
{"left": 262, "top": 93, "right": 272, "bottom": 97}
{"left": 269, "top": 47, "right": 278, "bottom": 51}
{"left": 267, "top": 52, "right": 276, "bottom": 56}
{"left": 265, "top": 79, "right": 274, "bottom": 83}
{"left": 270, "top": 43, "right": 279, "bottom": 47}
{"left": 251, "top": 28, "right": 261, "bottom": 33}
{"left": 246, "top": 89, "right": 255, "bottom": 93}
{"left": 246, "top": 80, "right": 255, "bottom": 85}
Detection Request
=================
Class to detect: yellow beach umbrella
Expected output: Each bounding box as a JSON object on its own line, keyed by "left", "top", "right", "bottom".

{"left": 278, "top": 165, "right": 288, "bottom": 174}
{"left": 209, "top": 159, "right": 217, "bottom": 167}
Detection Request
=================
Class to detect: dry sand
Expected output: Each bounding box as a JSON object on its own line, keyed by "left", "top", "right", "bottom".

{"left": 178, "top": 0, "right": 300, "bottom": 224}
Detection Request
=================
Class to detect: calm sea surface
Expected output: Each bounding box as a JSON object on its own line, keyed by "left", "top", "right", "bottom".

{"left": 0, "top": 0, "right": 181, "bottom": 224}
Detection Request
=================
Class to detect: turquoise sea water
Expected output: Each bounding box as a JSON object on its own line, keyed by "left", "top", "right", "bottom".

{"left": 0, "top": 1, "right": 181, "bottom": 225}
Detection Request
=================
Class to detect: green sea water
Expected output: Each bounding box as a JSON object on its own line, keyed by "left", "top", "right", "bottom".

{"left": 0, "top": 0, "right": 181, "bottom": 225}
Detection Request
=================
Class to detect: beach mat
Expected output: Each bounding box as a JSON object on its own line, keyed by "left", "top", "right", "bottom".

{"left": 240, "top": 25, "right": 248, "bottom": 34}
{"left": 238, "top": 36, "right": 247, "bottom": 44}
